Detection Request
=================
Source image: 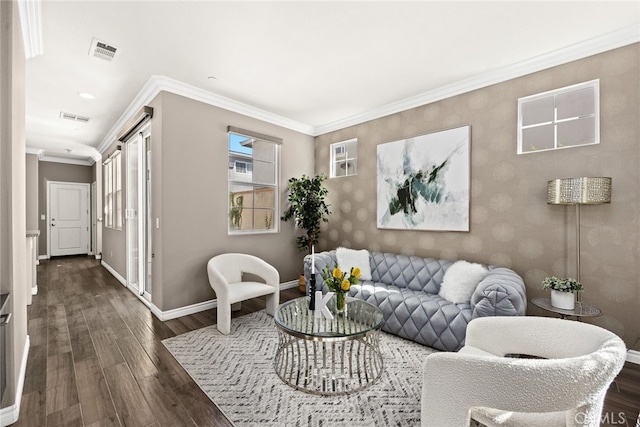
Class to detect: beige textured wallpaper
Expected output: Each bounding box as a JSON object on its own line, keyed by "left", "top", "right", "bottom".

{"left": 315, "top": 44, "right": 639, "bottom": 346}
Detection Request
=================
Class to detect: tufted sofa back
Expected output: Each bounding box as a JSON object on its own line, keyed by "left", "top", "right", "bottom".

{"left": 369, "top": 252, "right": 454, "bottom": 294}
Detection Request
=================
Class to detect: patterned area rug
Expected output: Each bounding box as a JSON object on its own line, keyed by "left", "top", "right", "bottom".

{"left": 162, "top": 310, "right": 437, "bottom": 427}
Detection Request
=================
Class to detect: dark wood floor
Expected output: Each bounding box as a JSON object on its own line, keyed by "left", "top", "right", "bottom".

{"left": 12, "top": 256, "right": 640, "bottom": 426}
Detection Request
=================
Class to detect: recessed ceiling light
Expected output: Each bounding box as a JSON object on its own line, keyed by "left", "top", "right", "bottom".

{"left": 78, "top": 92, "right": 95, "bottom": 100}
{"left": 207, "top": 76, "right": 217, "bottom": 81}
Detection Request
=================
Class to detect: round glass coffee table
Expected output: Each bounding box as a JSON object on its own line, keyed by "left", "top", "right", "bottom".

{"left": 274, "top": 296, "right": 384, "bottom": 396}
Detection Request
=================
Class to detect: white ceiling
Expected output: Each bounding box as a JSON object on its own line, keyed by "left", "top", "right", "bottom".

{"left": 25, "top": 1, "right": 640, "bottom": 164}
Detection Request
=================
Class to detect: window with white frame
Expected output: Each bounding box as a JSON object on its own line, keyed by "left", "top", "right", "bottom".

{"left": 518, "top": 79, "right": 599, "bottom": 154}
{"left": 103, "top": 148, "right": 122, "bottom": 230}
{"left": 234, "top": 161, "right": 252, "bottom": 174}
{"left": 330, "top": 138, "right": 358, "bottom": 178}
{"left": 228, "top": 127, "right": 280, "bottom": 233}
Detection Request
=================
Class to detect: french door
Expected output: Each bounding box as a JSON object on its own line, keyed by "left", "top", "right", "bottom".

{"left": 125, "top": 126, "right": 152, "bottom": 298}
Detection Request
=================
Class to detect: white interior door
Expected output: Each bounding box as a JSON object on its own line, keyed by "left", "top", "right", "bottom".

{"left": 49, "top": 182, "right": 90, "bottom": 256}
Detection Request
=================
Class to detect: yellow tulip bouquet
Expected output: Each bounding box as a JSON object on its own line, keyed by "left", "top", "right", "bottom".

{"left": 321, "top": 265, "right": 361, "bottom": 312}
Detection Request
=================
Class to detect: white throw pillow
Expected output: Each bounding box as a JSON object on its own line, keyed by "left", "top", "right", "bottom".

{"left": 336, "top": 247, "right": 372, "bottom": 281}
{"left": 438, "top": 260, "right": 489, "bottom": 303}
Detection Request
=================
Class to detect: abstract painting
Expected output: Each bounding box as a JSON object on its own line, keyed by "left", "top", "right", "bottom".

{"left": 377, "top": 125, "right": 470, "bottom": 231}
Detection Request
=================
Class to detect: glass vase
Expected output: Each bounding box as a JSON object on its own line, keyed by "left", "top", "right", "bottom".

{"left": 335, "top": 291, "right": 346, "bottom": 314}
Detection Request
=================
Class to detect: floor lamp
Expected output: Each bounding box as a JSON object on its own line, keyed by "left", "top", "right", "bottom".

{"left": 547, "top": 177, "right": 612, "bottom": 301}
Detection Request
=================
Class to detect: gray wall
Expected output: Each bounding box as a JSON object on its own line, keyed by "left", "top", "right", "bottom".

{"left": 25, "top": 154, "right": 39, "bottom": 231}
{"left": 315, "top": 44, "right": 640, "bottom": 346}
{"left": 37, "top": 161, "right": 93, "bottom": 257}
{"left": 0, "top": 0, "right": 28, "bottom": 412}
{"left": 101, "top": 91, "right": 315, "bottom": 312}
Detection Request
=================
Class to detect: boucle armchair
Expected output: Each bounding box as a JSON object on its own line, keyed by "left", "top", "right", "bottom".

{"left": 207, "top": 253, "right": 279, "bottom": 334}
{"left": 421, "top": 316, "right": 627, "bottom": 427}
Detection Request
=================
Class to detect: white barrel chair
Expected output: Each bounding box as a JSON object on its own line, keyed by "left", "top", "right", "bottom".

{"left": 421, "top": 316, "right": 627, "bottom": 427}
{"left": 207, "top": 253, "right": 280, "bottom": 335}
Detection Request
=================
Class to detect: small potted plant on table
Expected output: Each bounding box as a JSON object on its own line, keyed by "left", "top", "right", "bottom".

{"left": 542, "top": 276, "right": 583, "bottom": 310}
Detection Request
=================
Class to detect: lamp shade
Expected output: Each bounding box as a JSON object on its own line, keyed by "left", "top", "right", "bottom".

{"left": 547, "top": 177, "right": 612, "bottom": 205}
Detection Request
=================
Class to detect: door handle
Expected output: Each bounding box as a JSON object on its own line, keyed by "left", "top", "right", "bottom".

{"left": 51, "top": 224, "right": 55, "bottom": 227}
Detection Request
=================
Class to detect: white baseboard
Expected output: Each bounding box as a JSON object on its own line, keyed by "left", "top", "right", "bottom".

{"left": 35, "top": 260, "right": 39, "bottom": 266}
{"left": 0, "top": 335, "right": 30, "bottom": 426}
{"left": 100, "top": 260, "right": 126, "bottom": 286}
{"left": 627, "top": 349, "right": 640, "bottom": 365}
{"left": 100, "top": 263, "right": 300, "bottom": 322}
{"left": 31, "top": 285, "right": 37, "bottom": 295}
{"left": 37, "top": 255, "right": 49, "bottom": 261}
{"left": 153, "top": 299, "right": 218, "bottom": 321}
{"left": 280, "top": 280, "right": 299, "bottom": 290}
{"left": 152, "top": 280, "right": 299, "bottom": 320}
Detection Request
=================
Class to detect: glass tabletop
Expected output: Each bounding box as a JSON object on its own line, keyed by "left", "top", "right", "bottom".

{"left": 531, "top": 297, "right": 602, "bottom": 317}
{"left": 274, "top": 296, "right": 384, "bottom": 340}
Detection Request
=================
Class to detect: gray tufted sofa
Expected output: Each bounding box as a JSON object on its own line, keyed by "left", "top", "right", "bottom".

{"left": 304, "top": 250, "right": 527, "bottom": 351}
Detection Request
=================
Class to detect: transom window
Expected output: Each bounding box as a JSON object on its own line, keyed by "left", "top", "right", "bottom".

{"left": 518, "top": 79, "right": 599, "bottom": 154}
{"left": 330, "top": 138, "right": 358, "bottom": 178}
{"left": 227, "top": 126, "right": 280, "bottom": 234}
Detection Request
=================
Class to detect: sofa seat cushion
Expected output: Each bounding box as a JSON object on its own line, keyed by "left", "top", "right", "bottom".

{"left": 350, "top": 281, "right": 472, "bottom": 351}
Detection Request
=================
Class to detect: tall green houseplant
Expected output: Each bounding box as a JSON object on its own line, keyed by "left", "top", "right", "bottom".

{"left": 281, "top": 174, "right": 331, "bottom": 254}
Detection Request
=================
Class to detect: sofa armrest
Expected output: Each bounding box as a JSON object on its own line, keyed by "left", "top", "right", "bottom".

{"left": 470, "top": 267, "right": 527, "bottom": 318}
{"left": 303, "top": 250, "right": 337, "bottom": 294}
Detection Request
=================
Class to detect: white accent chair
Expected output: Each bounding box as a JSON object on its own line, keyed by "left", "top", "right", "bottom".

{"left": 207, "top": 253, "right": 280, "bottom": 335}
{"left": 421, "top": 316, "right": 627, "bottom": 427}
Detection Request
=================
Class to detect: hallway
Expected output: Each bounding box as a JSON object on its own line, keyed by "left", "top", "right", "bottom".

{"left": 13, "top": 256, "right": 298, "bottom": 426}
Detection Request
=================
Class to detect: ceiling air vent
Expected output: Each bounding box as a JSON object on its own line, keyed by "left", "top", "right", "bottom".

{"left": 89, "top": 37, "right": 119, "bottom": 62}
{"left": 60, "top": 111, "right": 90, "bottom": 123}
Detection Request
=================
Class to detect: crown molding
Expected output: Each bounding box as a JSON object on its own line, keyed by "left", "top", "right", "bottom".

{"left": 313, "top": 24, "right": 640, "bottom": 136}
{"left": 27, "top": 146, "right": 97, "bottom": 165}
{"left": 17, "top": 0, "right": 43, "bottom": 59}
{"left": 39, "top": 155, "right": 95, "bottom": 166}
{"left": 97, "top": 75, "right": 315, "bottom": 155}
{"left": 96, "top": 77, "right": 162, "bottom": 154}
{"left": 154, "top": 76, "right": 316, "bottom": 136}
{"left": 25, "top": 147, "right": 43, "bottom": 158}
{"left": 97, "top": 25, "right": 639, "bottom": 149}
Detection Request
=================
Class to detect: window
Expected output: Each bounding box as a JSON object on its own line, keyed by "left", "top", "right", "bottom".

{"left": 228, "top": 126, "right": 280, "bottom": 234}
{"left": 330, "top": 139, "right": 357, "bottom": 177}
{"left": 235, "top": 161, "right": 252, "bottom": 174}
{"left": 103, "top": 148, "right": 122, "bottom": 230}
{"left": 518, "top": 80, "right": 599, "bottom": 154}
